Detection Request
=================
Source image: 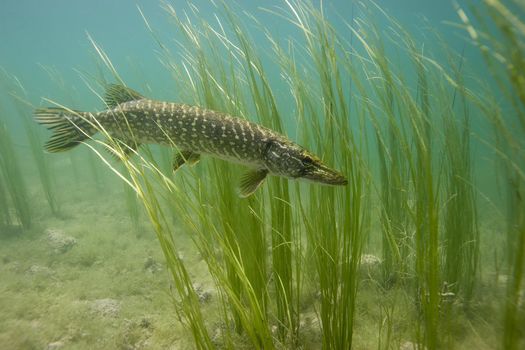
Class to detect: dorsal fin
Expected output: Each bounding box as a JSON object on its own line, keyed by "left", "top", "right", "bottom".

{"left": 104, "top": 84, "right": 145, "bottom": 108}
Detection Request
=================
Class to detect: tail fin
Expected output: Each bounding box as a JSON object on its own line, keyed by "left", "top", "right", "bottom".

{"left": 34, "top": 107, "right": 96, "bottom": 152}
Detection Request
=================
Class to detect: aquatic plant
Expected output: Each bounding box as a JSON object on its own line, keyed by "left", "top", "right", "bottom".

{"left": 441, "top": 51, "right": 479, "bottom": 304}
{"left": 273, "top": 3, "right": 370, "bottom": 348}
{"left": 32, "top": 0, "right": 525, "bottom": 349}
{"left": 0, "top": 159, "right": 10, "bottom": 227}
{"left": 457, "top": 1, "right": 525, "bottom": 348}
{"left": 347, "top": 4, "right": 483, "bottom": 348}
{"left": 123, "top": 179, "right": 142, "bottom": 233}
{"left": 356, "top": 9, "right": 412, "bottom": 288}
{"left": 160, "top": 2, "right": 300, "bottom": 344}
{"left": 0, "top": 70, "right": 60, "bottom": 216}
{"left": 0, "top": 113, "right": 31, "bottom": 229}
{"left": 346, "top": 8, "right": 441, "bottom": 348}
{"left": 49, "top": 1, "right": 367, "bottom": 348}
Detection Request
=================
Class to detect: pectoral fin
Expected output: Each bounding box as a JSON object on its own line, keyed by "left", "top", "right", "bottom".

{"left": 239, "top": 169, "right": 268, "bottom": 197}
{"left": 173, "top": 150, "right": 200, "bottom": 172}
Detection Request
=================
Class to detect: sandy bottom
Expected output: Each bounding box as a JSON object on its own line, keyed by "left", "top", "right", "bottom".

{"left": 0, "top": 173, "right": 209, "bottom": 349}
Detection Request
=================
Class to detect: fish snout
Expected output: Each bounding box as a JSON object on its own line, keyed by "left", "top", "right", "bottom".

{"left": 302, "top": 163, "right": 348, "bottom": 186}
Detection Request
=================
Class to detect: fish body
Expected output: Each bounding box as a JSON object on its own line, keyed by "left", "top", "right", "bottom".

{"left": 102, "top": 99, "right": 274, "bottom": 168}
{"left": 35, "top": 85, "right": 347, "bottom": 196}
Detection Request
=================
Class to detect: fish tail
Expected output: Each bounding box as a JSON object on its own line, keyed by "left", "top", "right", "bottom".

{"left": 34, "top": 107, "right": 97, "bottom": 152}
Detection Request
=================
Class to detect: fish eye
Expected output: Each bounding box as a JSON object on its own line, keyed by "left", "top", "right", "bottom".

{"left": 302, "top": 155, "right": 314, "bottom": 165}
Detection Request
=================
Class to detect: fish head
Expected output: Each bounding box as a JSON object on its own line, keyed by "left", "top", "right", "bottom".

{"left": 264, "top": 139, "right": 348, "bottom": 186}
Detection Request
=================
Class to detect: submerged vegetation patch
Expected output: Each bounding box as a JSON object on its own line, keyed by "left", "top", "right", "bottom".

{"left": 0, "top": 0, "right": 524, "bottom": 349}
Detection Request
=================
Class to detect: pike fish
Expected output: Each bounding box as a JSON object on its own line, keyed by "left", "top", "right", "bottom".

{"left": 35, "top": 84, "right": 347, "bottom": 196}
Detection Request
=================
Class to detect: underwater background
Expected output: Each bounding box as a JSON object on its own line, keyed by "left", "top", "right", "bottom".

{"left": 1, "top": 0, "right": 524, "bottom": 349}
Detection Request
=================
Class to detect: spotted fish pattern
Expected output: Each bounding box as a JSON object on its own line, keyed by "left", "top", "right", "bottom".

{"left": 35, "top": 84, "right": 347, "bottom": 196}
{"left": 105, "top": 100, "right": 274, "bottom": 167}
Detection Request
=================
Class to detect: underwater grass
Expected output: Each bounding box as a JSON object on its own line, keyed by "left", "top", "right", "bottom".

{"left": 273, "top": 3, "right": 370, "bottom": 348}
{"left": 348, "top": 8, "right": 442, "bottom": 348}
{"left": 0, "top": 159, "right": 10, "bottom": 227}
{"left": 163, "top": 7, "right": 274, "bottom": 345}
{"left": 76, "top": 1, "right": 368, "bottom": 347}
{"left": 0, "top": 112, "right": 31, "bottom": 229}
{"left": 457, "top": 1, "right": 525, "bottom": 348}
{"left": 441, "top": 50, "right": 480, "bottom": 304}
{"left": 223, "top": 6, "right": 299, "bottom": 341}
{"left": 348, "top": 4, "right": 485, "bottom": 348}
{"left": 352, "top": 10, "right": 412, "bottom": 287}
{"left": 49, "top": 92, "right": 215, "bottom": 348}
{"left": 0, "top": 71, "right": 60, "bottom": 216}
{"left": 411, "top": 59, "right": 441, "bottom": 350}
{"left": 123, "top": 179, "right": 142, "bottom": 233}
{"left": 30, "top": 0, "right": 525, "bottom": 349}
{"left": 187, "top": 5, "right": 300, "bottom": 344}
{"left": 83, "top": 32, "right": 274, "bottom": 348}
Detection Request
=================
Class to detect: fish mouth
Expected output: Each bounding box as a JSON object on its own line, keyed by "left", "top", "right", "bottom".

{"left": 302, "top": 164, "right": 348, "bottom": 186}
